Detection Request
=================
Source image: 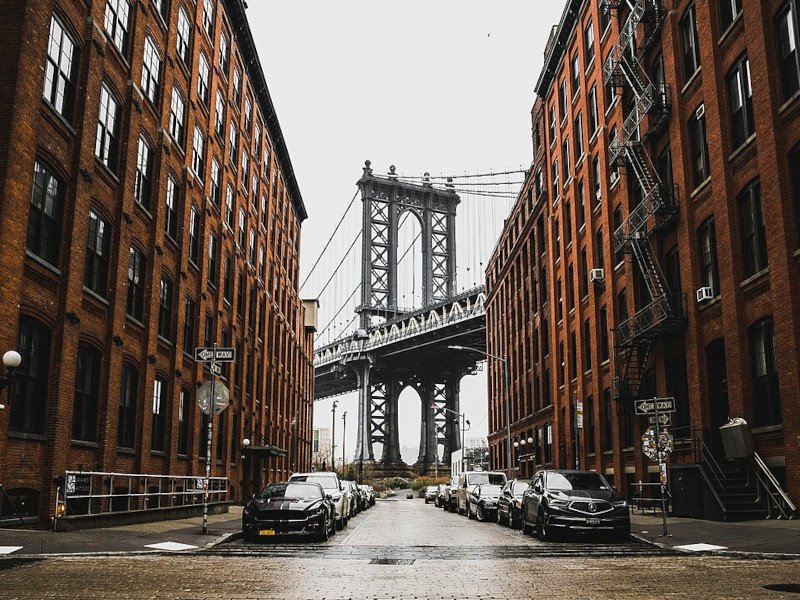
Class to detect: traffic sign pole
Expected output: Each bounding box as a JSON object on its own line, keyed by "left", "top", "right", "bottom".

{"left": 652, "top": 398, "right": 669, "bottom": 538}
{"left": 202, "top": 343, "right": 216, "bottom": 535}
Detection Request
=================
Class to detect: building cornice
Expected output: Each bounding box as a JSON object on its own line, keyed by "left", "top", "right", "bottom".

{"left": 534, "top": 0, "right": 585, "bottom": 97}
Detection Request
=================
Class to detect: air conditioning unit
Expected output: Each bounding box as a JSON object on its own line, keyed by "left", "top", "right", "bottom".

{"left": 590, "top": 268, "right": 605, "bottom": 283}
{"left": 696, "top": 286, "right": 714, "bottom": 303}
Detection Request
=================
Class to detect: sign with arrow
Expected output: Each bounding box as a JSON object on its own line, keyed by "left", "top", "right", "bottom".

{"left": 634, "top": 397, "right": 675, "bottom": 415}
{"left": 194, "top": 347, "right": 236, "bottom": 363}
{"left": 648, "top": 413, "right": 672, "bottom": 427}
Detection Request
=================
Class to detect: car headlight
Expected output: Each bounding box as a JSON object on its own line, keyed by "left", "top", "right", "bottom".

{"left": 548, "top": 498, "right": 570, "bottom": 508}
{"left": 612, "top": 499, "right": 628, "bottom": 508}
{"left": 331, "top": 493, "right": 341, "bottom": 502}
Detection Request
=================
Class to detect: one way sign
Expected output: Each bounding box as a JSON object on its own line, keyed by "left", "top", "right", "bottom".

{"left": 194, "top": 347, "right": 236, "bottom": 363}
{"left": 634, "top": 397, "right": 675, "bottom": 415}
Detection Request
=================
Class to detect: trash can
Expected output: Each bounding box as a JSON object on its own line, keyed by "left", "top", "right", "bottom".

{"left": 719, "top": 417, "right": 754, "bottom": 460}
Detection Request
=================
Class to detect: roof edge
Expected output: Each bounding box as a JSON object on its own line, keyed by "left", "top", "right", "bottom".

{"left": 534, "top": 0, "right": 585, "bottom": 97}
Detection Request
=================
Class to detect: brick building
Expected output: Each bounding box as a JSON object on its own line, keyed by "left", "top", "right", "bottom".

{"left": 486, "top": 0, "right": 800, "bottom": 514}
{"left": 0, "top": 0, "right": 315, "bottom": 524}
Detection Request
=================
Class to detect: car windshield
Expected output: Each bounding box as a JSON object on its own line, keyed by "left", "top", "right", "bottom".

{"left": 480, "top": 485, "right": 502, "bottom": 495}
{"left": 512, "top": 482, "right": 530, "bottom": 495}
{"left": 259, "top": 483, "right": 322, "bottom": 500}
{"left": 426, "top": 486, "right": 438, "bottom": 492}
{"left": 468, "top": 473, "right": 506, "bottom": 485}
{"left": 546, "top": 472, "right": 609, "bottom": 491}
{"left": 291, "top": 474, "right": 338, "bottom": 490}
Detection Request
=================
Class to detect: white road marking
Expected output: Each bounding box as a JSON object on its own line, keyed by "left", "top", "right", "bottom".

{"left": 144, "top": 541, "right": 198, "bottom": 551}
{"left": 674, "top": 543, "right": 728, "bottom": 551}
{"left": 0, "top": 546, "right": 23, "bottom": 555}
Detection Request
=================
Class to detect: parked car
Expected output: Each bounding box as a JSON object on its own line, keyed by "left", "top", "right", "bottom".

{"left": 497, "top": 478, "right": 531, "bottom": 528}
{"left": 521, "top": 470, "right": 630, "bottom": 541}
{"left": 467, "top": 483, "right": 503, "bottom": 521}
{"left": 343, "top": 481, "right": 361, "bottom": 516}
{"left": 456, "top": 471, "right": 507, "bottom": 515}
{"left": 435, "top": 483, "right": 447, "bottom": 507}
{"left": 364, "top": 485, "right": 376, "bottom": 506}
{"left": 443, "top": 475, "right": 460, "bottom": 512}
{"left": 355, "top": 484, "right": 370, "bottom": 510}
{"left": 289, "top": 472, "right": 350, "bottom": 530}
{"left": 424, "top": 485, "right": 439, "bottom": 504}
{"left": 242, "top": 481, "right": 336, "bottom": 542}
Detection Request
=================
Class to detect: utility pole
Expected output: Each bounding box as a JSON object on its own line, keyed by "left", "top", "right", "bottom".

{"left": 331, "top": 399, "right": 338, "bottom": 473}
{"left": 342, "top": 411, "right": 347, "bottom": 474}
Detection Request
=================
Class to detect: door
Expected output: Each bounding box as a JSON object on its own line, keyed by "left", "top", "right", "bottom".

{"left": 706, "top": 339, "right": 729, "bottom": 456}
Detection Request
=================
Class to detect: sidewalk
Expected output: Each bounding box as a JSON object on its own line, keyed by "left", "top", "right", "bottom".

{"left": 631, "top": 512, "right": 800, "bottom": 558}
{"left": 0, "top": 506, "right": 242, "bottom": 558}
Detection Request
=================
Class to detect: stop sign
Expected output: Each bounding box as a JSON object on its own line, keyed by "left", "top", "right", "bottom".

{"left": 196, "top": 381, "right": 230, "bottom": 416}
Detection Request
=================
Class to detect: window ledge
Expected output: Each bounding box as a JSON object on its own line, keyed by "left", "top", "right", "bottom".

{"left": 117, "top": 447, "right": 136, "bottom": 455}
{"left": 698, "top": 295, "right": 722, "bottom": 312}
{"left": 151, "top": 450, "right": 167, "bottom": 456}
{"left": 614, "top": 260, "right": 625, "bottom": 272}
{"left": 94, "top": 158, "right": 121, "bottom": 186}
{"left": 42, "top": 99, "right": 77, "bottom": 137}
{"left": 604, "top": 97, "right": 619, "bottom": 117}
{"left": 728, "top": 134, "right": 757, "bottom": 164}
{"left": 681, "top": 67, "right": 703, "bottom": 97}
{"left": 718, "top": 13, "right": 743, "bottom": 48}
{"left": 779, "top": 90, "right": 800, "bottom": 117}
{"left": 794, "top": 248, "right": 800, "bottom": 260}
{"left": 751, "top": 424, "right": 783, "bottom": 434}
{"left": 603, "top": 450, "right": 614, "bottom": 456}
{"left": 589, "top": 128, "right": 601, "bottom": 146}
{"left": 126, "top": 315, "right": 145, "bottom": 329}
{"left": 71, "top": 439, "right": 99, "bottom": 448}
{"left": 584, "top": 57, "right": 596, "bottom": 77}
{"left": 82, "top": 286, "right": 110, "bottom": 306}
{"left": 689, "top": 176, "right": 712, "bottom": 200}
{"left": 25, "top": 249, "right": 61, "bottom": 276}
{"left": 739, "top": 267, "right": 769, "bottom": 291}
{"left": 8, "top": 431, "right": 47, "bottom": 442}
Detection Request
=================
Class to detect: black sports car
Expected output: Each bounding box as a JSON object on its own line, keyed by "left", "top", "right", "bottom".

{"left": 467, "top": 483, "right": 503, "bottom": 521}
{"left": 242, "top": 482, "right": 336, "bottom": 542}
{"left": 521, "top": 470, "right": 630, "bottom": 541}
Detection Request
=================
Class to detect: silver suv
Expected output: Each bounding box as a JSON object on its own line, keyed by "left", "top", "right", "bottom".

{"left": 289, "top": 472, "right": 351, "bottom": 530}
{"left": 456, "top": 471, "right": 507, "bottom": 515}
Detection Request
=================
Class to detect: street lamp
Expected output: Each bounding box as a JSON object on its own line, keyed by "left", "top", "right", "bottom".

{"left": 341, "top": 411, "right": 347, "bottom": 474}
{"left": 0, "top": 350, "right": 22, "bottom": 411}
{"left": 448, "top": 345, "right": 512, "bottom": 479}
{"left": 331, "top": 399, "right": 338, "bottom": 473}
{"left": 434, "top": 404, "right": 470, "bottom": 473}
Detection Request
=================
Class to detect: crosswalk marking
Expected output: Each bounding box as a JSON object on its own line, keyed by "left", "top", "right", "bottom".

{"left": 674, "top": 543, "right": 728, "bottom": 552}
{"left": 144, "top": 541, "right": 198, "bottom": 551}
{"left": 0, "top": 546, "right": 23, "bottom": 555}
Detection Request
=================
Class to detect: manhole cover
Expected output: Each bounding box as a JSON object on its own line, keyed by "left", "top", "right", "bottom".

{"left": 370, "top": 558, "right": 415, "bottom": 565}
{"left": 764, "top": 584, "right": 800, "bottom": 593}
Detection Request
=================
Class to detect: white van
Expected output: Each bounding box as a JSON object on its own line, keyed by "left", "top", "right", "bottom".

{"left": 456, "top": 471, "right": 507, "bottom": 514}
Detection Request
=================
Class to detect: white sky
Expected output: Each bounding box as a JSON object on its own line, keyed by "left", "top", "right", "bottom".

{"left": 249, "top": 1, "right": 566, "bottom": 464}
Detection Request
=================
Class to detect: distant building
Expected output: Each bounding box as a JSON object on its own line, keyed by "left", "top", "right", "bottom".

{"left": 313, "top": 428, "right": 332, "bottom": 469}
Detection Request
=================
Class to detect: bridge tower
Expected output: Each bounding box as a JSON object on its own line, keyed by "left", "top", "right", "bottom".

{"left": 352, "top": 161, "right": 463, "bottom": 473}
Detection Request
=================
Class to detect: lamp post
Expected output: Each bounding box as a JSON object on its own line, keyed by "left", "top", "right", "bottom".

{"left": 0, "top": 350, "right": 22, "bottom": 411}
{"left": 448, "top": 345, "right": 512, "bottom": 479}
{"left": 242, "top": 438, "right": 251, "bottom": 499}
{"left": 435, "top": 405, "right": 470, "bottom": 473}
{"left": 341, "top": 411, "right": 347, "bottom": 474}
{"left": 330, "top": 400, "right": 338, "bottom": 473}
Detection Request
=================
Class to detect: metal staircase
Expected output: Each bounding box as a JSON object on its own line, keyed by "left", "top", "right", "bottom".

{"left": 603, "top": 0, "right": 683, "bottom": 402}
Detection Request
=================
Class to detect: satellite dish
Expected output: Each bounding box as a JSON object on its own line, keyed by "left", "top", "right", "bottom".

{"left": 196, "top": 381, "right": 230, "bottom": 416}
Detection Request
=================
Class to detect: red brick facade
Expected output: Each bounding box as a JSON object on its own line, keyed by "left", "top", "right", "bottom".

{"left": 0, "top": 0, "right": 315, "bottom": 523}
{"left": 486, "top": 0, "right": 800, "bottom": 504}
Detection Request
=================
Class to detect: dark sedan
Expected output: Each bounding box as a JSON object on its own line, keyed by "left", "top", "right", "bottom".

{"left": 467, "top": 483, "right": 503, "bottom": 521}
{"left": 521, "top": 470, "right": 629, "bottom": 541}
{"left": 242, "top": 482, "right": 336, "bottom": 542}
{"left": 497, "top": 478, "right": 530, "bottom": 528}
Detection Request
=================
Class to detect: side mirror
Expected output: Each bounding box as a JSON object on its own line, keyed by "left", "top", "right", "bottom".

{"left": 534, "top": 484, "right": 543, "bottom": 494}
{"left": 325, "top": 494, "right": 332, "bottom": 500}
{"left": 251, "top": 493, "right": 256, "bottom": 499}
{"left": 340, "top": 483, "right": 345, "bottom": 491}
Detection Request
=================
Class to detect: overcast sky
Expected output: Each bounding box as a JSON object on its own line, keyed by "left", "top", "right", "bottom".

{"left": 248, "top": 1, "right": 566, "bottom": 465}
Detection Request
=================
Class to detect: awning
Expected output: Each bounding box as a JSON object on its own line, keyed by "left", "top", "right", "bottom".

{"left": 244, "top": 445, "right": 287, "bottom": 457}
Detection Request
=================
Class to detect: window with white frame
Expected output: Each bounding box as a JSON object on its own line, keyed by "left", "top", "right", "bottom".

{"left": 232, "top": 67, "right": 241, "bottom": 106}
{"left": 95, "top": 84, "right": 120, "bottom": 170}
{"left": 225, "top": 184, "right": 234, "bottom": 227}
{"left": 104, "top": 0, "right": 131, "bottom": 55}
{"left": 238, "top": 207, "right": 246, "bottom": 247}
{"left": 192, "top": 126, "right": 205, "bottom": 176}
{"left": 210, "top": 158, "right": 221, "bottom": 206}
{"left": 134, "top": 136, "right": 153, "bottom": 209}
{"left": 176, "top": 6, "right": 191, "bottom": 65}
{"left": 198, "top": 52, "right": 210, "bottom": 106}
{"left": 203, "top": 0, "right": 215, "bottom": 37}
{"left": 228, "top": 121, "right": 238, "bottom": 166}
{"left": 219, "top": 30, "right": 229, "bottom": 74}
{"left": 44, "top": 14, "right": 77, "bottom": 119}
{"left": 165, "top": 175, "right": 179, "bottom": 240}
{"left": 140, "top": 37, "right": 162, "bottom": 105}
{"left": 168, "top": 87, "right": 186, "bottom": 144}
{"left": 215, "top": 90, "right": 225, "bottom": 137}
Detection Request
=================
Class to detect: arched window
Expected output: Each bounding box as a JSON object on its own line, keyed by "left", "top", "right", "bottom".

{"left": 27, "top": 161, "right": 63, "bottom": 268}
{"left": 151, "top": 376, "right": 167, "bottom": 451}
{"left": 749, "top": 317, "right": 781, "bottom": 426}
{"left": 10, "top": 316, "right": 52, "bottom": 434}
{"left": 73, "top": 343, "right": 101, "bottom": 442}
{"left": 118, "top": 363, "right": 138, "bottom": 448}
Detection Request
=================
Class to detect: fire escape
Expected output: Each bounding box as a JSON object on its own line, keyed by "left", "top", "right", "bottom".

{"left": 603, "top": 0, "right": 684, "bottom": 402}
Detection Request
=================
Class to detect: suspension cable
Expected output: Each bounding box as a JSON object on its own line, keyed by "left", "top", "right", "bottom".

{"left": 316, "top": 231, "right": 362, "bottom": 299}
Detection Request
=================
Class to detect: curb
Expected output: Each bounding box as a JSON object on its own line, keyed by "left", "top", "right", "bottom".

{"left": 631, "top": 532, "right": 800, "bottom": 561}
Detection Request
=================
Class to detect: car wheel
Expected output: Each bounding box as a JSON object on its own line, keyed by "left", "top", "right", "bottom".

{"left": 336, "top": 517, "right": 343, "bottom": 531}
{"left": 476, "top": 504, "right": 486, "bottom": 522}
{"left": 508, "top": 510, "right": 518, "bottom": 529}
{"left": 318, "top": 516, "right": 329, "bottom": 542}
{"left": 497, "top": 509, "right": 503, "bottom": 525}
{"left": 538, "top": 512, "right": 556, "bottom": 541}
{"left": 329, "top": 518, "right": 336, "bottom": 536}
{"left": 343, "top": 514, "right": 349, "bottom": 527}
{"left": 522, "top": 517, "right": 533, "bottom": 535}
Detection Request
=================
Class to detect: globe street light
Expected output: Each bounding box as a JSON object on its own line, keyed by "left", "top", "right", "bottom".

{"left": 448, "top": 345, "right": 512, "bottom": 478}
{"left": 0, "top": 350, "right": 22, "bottom": 411}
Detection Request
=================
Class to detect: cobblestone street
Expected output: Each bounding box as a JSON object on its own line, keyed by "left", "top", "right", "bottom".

{"left": 2, "top": 495, "right": 799, "bottom": 599}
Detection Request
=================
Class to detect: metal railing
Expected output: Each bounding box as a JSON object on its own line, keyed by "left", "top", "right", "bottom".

{"left": 56, "top": 471, "right": 229, "bottom": 519}
{"left": 752, "top": 453, "right": 797, "bottom": 520}
{"left": 615, "top": 293, "right": 684, "bottom": 348}
{"left": 629, "top": 481, "right": 669, "bottom": 515}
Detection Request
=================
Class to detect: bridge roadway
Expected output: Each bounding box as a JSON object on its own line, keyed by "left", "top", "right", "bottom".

{"left": 3, "top": 494, "right": 798, "bottom": 599}
{"left": 313, "top": 286, "right": 488, "bottom": 401}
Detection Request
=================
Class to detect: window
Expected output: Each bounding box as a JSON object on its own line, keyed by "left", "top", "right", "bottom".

{"left": 776, "top": 2, "right": 800, "bottom": 101}
{"left": 556, "top": 278, "right": 563, "bottom": 321}
{"left": 134, "top": 137, "right": 153, "bottom": 209}
{"left": 565, "top": 202, "right": 573, "bottom": 245}
{"left": 118, "top": 364, "right": 138, "bottom": 448}
{"left": 558, "top": 341, "right": 565, "bottom": 386}
{"left": 44, "top": 14, "right": 77, "bottom": 119}
{"left": 232, "top": 66, "right": 242, "bottom": 106}
{"left": 183, "top": 297, "right": 196, "bottom": 354}
{"left": 727, "top": 55, "right": 754, "bottom": 148}
{"left": 588, "top": 85, "right": 599, "bottom": 135}
{"left": 151, "top": 378, "right": 167, "bottom": 451}
{"left": 215, "top": 90, "right": 225, "bottom": 137}
{"left": 188, "top": 206, "right": 199, "bottom": 264}
{"left": 228, "top": 121, "right": 238, "bottom": 166}
{"left": 244, "top": 96, "right": 252, "bottom": 131}
{"left": 176, "top": 6, "right": 191, "bottom": 65}
{"left": 223, "top": 252, "right": 233, "bottom": 301}
{"left": 554, "top": 217, "right": 561, "bottom": 260}
{"left": 592, "top": 154, "right": 602, "bottom": 207}
{"left": 698, "top": 216, "right": 720, "bottom": 295}
{"left": 680, "top": 4, "right": 702, "bottom": 80}
{"left": 192, "top": 126, "right": 205, "bottom": 176}
{"left": 544, "top": 423, "right": 553, "bottom": 463}
{"left": 580, "top": 247, "right": 589, "bottom": 298}
{"left": 688, "top": 105, "right": 710, "bottom": 186}
{"left": 85, "top": 209, "right": 111, "bottom": 296}
{"left": 178, "top": 389, "right": 191, "bottom": 456}
{"left": 562, "top": 139, "right": 571, "bottom": 181}
{"left": 249, "top": 227, "right": 256, "bottom": 264}
{"left": 104, "top": 0, "right": 131, "bottom": 55}
{"left": 585, "top": 395, "right": 595, "bottom": 452}
{"left": 237, "top": 271, "right": 246, "bottom": 317}
{"left": 613, "top": 204, "right": 624, "bottom": 263}
{"left": 165, "top": 176, "right": 179, "bottom": 240}
{"left": 95, "top": 85, "right": 120, "bottom": 170}
{"left": 238, "top": 207, "right": 246, "bottom": 247}
{"left": 594, "top": 227, "right": 605, "bottom": 271}
{"left": 574, "top": 113, "right": 584, "bottom": 160}
{"left": 259, "top": 245, "right": 266, "bottom": 279}
{"left": 583, "top": 319, "right": 592, "bottom": 372}
{"left": 141, "top": 36, "right": 162, "bottom": 104}
{"left": 219, "top": 30, "right": 229, "bottom": 74}
{"left": 197, "top": 52, "right": 210, "bottom": 105}
{"left": 790, "top": 144, "right": 800, "bottom": 246}
{"left": 168, "top": 87, "right": 186, "bottom": 144}
{"left": 720, "top": 0, "right": 742, "bottom": 31}
{"left": 599, "top": 306, "right": 609, "bottom": 362}
{"left": 551, "top": 158, "right": 559, "bottom": 199}
{"left": 584, "top": 18, "right": 595, "bottom": 65}
{"left": 241, "top": 150, "right": 249, "bottom": 191}
{"left": 158, "top": 275, "right": 173, "bottom": 339}
{"left": 208, "top": 233, "right": 219, "bottom": 287}
{"left": 153, "top": 0, "right": 169, "bottom": 20}
{"left": 26, "top": 161, "right": 62, "bottom": 267}
{"left": 567, "top": 263, "right": 575, "bottom": 310}
{"left": 549, "top": 104, "right": 556, "bottom": 144}
{"left": 603, "top": 388, "right": 613, "bottom": 451}
{"left": 210, "top": 158, "right": 221, "bottom": 206}
{"left": 126, "top": 247, "right": 146, "bottom": 321}
{"left": 571, "top": 51, "right": 580, "bottom": 97}
{"left": 225, "top": 184, "right": 234, "bottom": 227}
{"left": 73, "top": 343, "right": 100, "bottom": 442}
{"left": 558, "top": 80, "right": 567, "bottom": 122}
{"left": 749, "top": 317, "right": 781, "bottom": 426}
{"left": 570, "top": 331, "right": 578, "bottom": 379}
{"left": 738, "top": 179, "right": 768, "bottom": 277}
{"left": 202, "top": 0, "right": 215, "bottom": 37}
{"left": 9, "top": 317, "right": 51, "bottom": 434}
{"left": 204, "top": 313, "right": 214, "bottom": 348}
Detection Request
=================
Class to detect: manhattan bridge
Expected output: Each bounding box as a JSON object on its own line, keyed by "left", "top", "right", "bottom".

{"left": 302, "top": 161, "right": 523, "bottom": 474}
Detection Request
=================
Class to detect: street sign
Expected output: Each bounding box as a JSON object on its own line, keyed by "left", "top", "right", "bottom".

{"left": 634, "top": 397, "right": 675, "bottom": 415}
{"left": 575, "top": 400, "right": 583, "bottom": 429}
{"left": 648, "top": 413, "right": 672, "bottom": 427}
{"left": 196, "top": 381, "right": 230, "bottom": 416}
{"left": 209, "top": 362, "right": 222, "bottom": 376}
{"left": 194, "top": 347, "right": 236, "bottom": 362}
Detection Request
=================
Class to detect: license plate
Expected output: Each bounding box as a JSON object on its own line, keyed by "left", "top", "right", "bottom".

{"left": 258, "top": 529, "right": 276, "bottom": 536}
{"left": 586, "top": 517, "right": 600, "bottom": 525}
